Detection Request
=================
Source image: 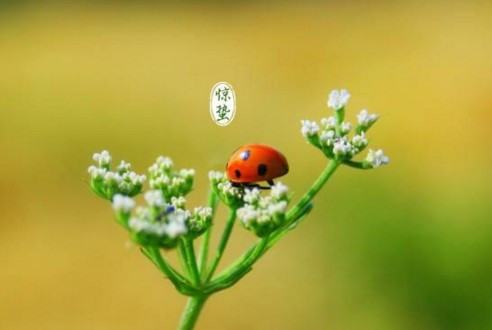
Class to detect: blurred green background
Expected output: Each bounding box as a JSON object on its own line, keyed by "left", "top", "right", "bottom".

{"left": 1, "top": 1, "right": 491, "bottom": 329}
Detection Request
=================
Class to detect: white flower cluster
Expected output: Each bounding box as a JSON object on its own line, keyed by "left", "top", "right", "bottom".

{"left": 366, "top": 149, "right": 390, "bottom": 168}
{"left": 237, "top": 182, "right": 290, "bottom": 237}
{"left": 327, "top": 89, "right": 350, "bottom": 111}
{"left": 209, "top": 171, "right": 243, "bottom": 208}
{"left": 112, "top": 194, "right": 136, "bottom": 213}
{"left": 88, "top": 150, "right": 146, "bottom": 199}
{"left": 186, "top": 206, "right": 213, "bottom": 238}
{"left": 357, "top": 109, "right": 378, "bottom": 128}
{"left": 300, "top": 89, "right": 389, "bottom": 168}
{"left": 110, "top": 188, "right": 213, "bottom": 247}
{"left": 148, "top": 156, "right": 195, "bottom": 199}
{"left": 117, "top": 189, "right": 189, "bottom": 247}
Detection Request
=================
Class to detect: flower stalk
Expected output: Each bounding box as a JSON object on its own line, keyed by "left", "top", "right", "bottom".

{"left": 87, "top": 88, "right": 389, "bottom": 329}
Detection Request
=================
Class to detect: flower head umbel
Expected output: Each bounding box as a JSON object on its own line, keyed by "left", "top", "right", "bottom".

{"left": 187, "top": 206, "right": 213, "bottom": 239}
{"left": 327, "top": 89, "right": 350, "bottom": 111}
{"left": 300, "top": 88, "right": 389, "bottom": 168}
{"left": 356, "top": 109, "right": 378, "bottom": 132}
{"left": 209, "top": 171, "right": 243, "bottom": 208}
{"left": 88, "top": 150, "right": 146, "bottom": 200}
{"left": 301, "top": 120, "right": 319, "bottom": 137}
{"left": 237, "top": 182, "right": 290, "bottom": 237}
{"left": 110, "top": 189, "right": 207, "bottom": 248}
{"left": 148, "top": 156, "right": 195, "bottom": 199}
{"left": 113, "top": 194, "right": 135, "bottom": 213}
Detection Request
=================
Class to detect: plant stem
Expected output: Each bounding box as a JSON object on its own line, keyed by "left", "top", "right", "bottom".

{"left": 286, "top": 159, "right": 340, "bottom": 222}
{"left": 205, "top": 209, "right": 237, "bottom": 281}
{"left": 198, "top": 188, "right": 219, "bottom": 276}
{"left": 205, "top": 236, "right": 269, "bottom": 293}
{"left": 178, "top": 295, "right": 208, "bottom": 330}
{"left": 181, "top": 238, "right": 201, "bottom": 286}
{"left": 145, "top": 246, "right": 196, "bottom": 294}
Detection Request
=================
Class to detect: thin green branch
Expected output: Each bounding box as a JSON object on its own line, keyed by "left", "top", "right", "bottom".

{"left": 143, "top": 246, "right": 198, "bottom": 295}
{"left": 343, "top": 159, "right": 372, "bottom": 169}
{"left": 198, "top": 187, "right": 219, "bottom": 277}
{"left": 180, "top": 238, "right": 201, "bottom": 286}
{"left": 286, "top": 159, "right": 340, "bottom": 221}
{"left": 204, "top": 236, "right": 270, "bottom": 294}
{"left": 205, "top": 208, "right": 237, "bottom": 281}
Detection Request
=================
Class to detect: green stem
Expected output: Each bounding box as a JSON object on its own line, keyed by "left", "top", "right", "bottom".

{"left": 178, "top": 241, "right": 192, "bottom": 279}
{"left": 204, "top": 236, "right": 269, "bottom": 294}
{"left": 198, "top": 188, "right": 219, "bottom": 276}
{"left": 343, "top": 159, "right": 372, "bottom": 169}
{"left": 144, "top": 246, "right": 197, "bottom": 295}
{"left": 286, "top": 159, "right": 340, "bottom": 222}
{"left": 178, "top": 295, "right": 208, "bottom": 330}
{"left": 181, "top": 238, "right": 201, "bottom": 286}
{"left": 206, "top": 209, "right": 237, "bottom": 281}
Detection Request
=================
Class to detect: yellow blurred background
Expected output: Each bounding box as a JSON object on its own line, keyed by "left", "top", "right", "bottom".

{"left": 1, "top": 1, "right": 491, "bottom": 329}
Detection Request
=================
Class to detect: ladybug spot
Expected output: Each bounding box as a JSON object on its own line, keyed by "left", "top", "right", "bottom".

{"left": 257, "top": 164, "right": 268, "bottom": 176}
{"left": 234, "top": 169, "right": 241, "bottom": 178}
{"left": 240, "top": 150, "right": 251, "bottom": 160}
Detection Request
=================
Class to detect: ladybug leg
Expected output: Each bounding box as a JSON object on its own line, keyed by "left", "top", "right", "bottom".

{"left": 267, "top": 179, "right": 275, "bottom": 187}
{"left": 244, "top": 183, "right": 270, "bottom": 190}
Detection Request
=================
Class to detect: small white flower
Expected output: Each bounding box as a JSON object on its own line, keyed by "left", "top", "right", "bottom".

{"left": 179, "top": 169, "right": 195, "bottom": 178}
{"left": 301, "top": 120, "right": 319, "bottom": 137}
{"left": 128, "top": 217, "right": 148, "bottom": 232}
{"left": 171, "top": 177, "right": 185, "bottom": 187}
{"left": 320, "top": 117, "right": 337, "bottom": 129}
{"left": 271, "top": 182, "right": 288, "bottom": 200}
{"left": 208, "top": 171, "right": 224, "bottom": 181}
{"left": 256, "top": 212, "right": 271, "bottom": 224}
{"left": 352, "top": 132, "right": 368, "bottom": 148}
{"left": 93, "top": 150, "right": 111, "bottom": 166}
{"left": 366, "top": 149, "right": 390, "bottom": 168}
{"left": 327, "top": 89, "right": 350, "bottom": 110}
{"left": 320, "top": 130, "right": 336, "bottom": 144}
{"left": 148, "top": 164, "right": 159, "bottom": 176}
{"left": 112, "top": 194, "right": 135, "bottom": 212}
{"left": 156, "top": 156, "right": 173, "bottom": 169}
{"left": 244, "top": 188, "right": 260, "bottom": 204}
{"left": 217, "top": 181, "right": 241, "bottom": 197}
{"left": 341, "top": 122, "right": 352, "bottom": 134}
{"left": 267, "top": 200, "right": 288, "bottom": 215}
{"left": 357, "top": 109, "right": 378, "bottom": 127}
{"left": 164, "top": 221, "right": 187, "bottom": 238}
{"left": 237, "top": 205, "right": 258, "bottom": 226}
{"left": 194, "top": 206, "right": 212, "bottom": 219}
{"left": 171, "top": 196, "right": 186, "bottom": 208}
{"left": 104, "top": 171, "right": 122, "bottom": 184}
{"left": 333, "top": 138, "right": 352, "bottom": 156}
{"left": 117, "top": 160, "right": 131, "bottom": 172}
{"left": 258, "top": 195, "right": 273, "bottom": 209}
{"left": 88, "top": 165, "right": 107, "bottom": 179}
{"left": 128, "top": 172, "right": 146, "bottom": 185}
{"left": 165, "top": 209, "right": 188, "bottom": 238}
{"left": 144, "top": 190, "right": 166, "bottom": 207}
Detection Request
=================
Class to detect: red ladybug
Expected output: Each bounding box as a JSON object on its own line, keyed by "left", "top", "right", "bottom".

{"left": 226, "top": 144, "right": 289, "bottom": 188}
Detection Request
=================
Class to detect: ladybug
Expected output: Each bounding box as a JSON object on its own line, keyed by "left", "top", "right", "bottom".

{"left": 226, "top": 144, "right": 289, "bottom": 189}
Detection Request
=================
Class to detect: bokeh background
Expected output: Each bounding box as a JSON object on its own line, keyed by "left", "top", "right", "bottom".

{"left": 1, "top": 1, "right": 492, "bottom": 329}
